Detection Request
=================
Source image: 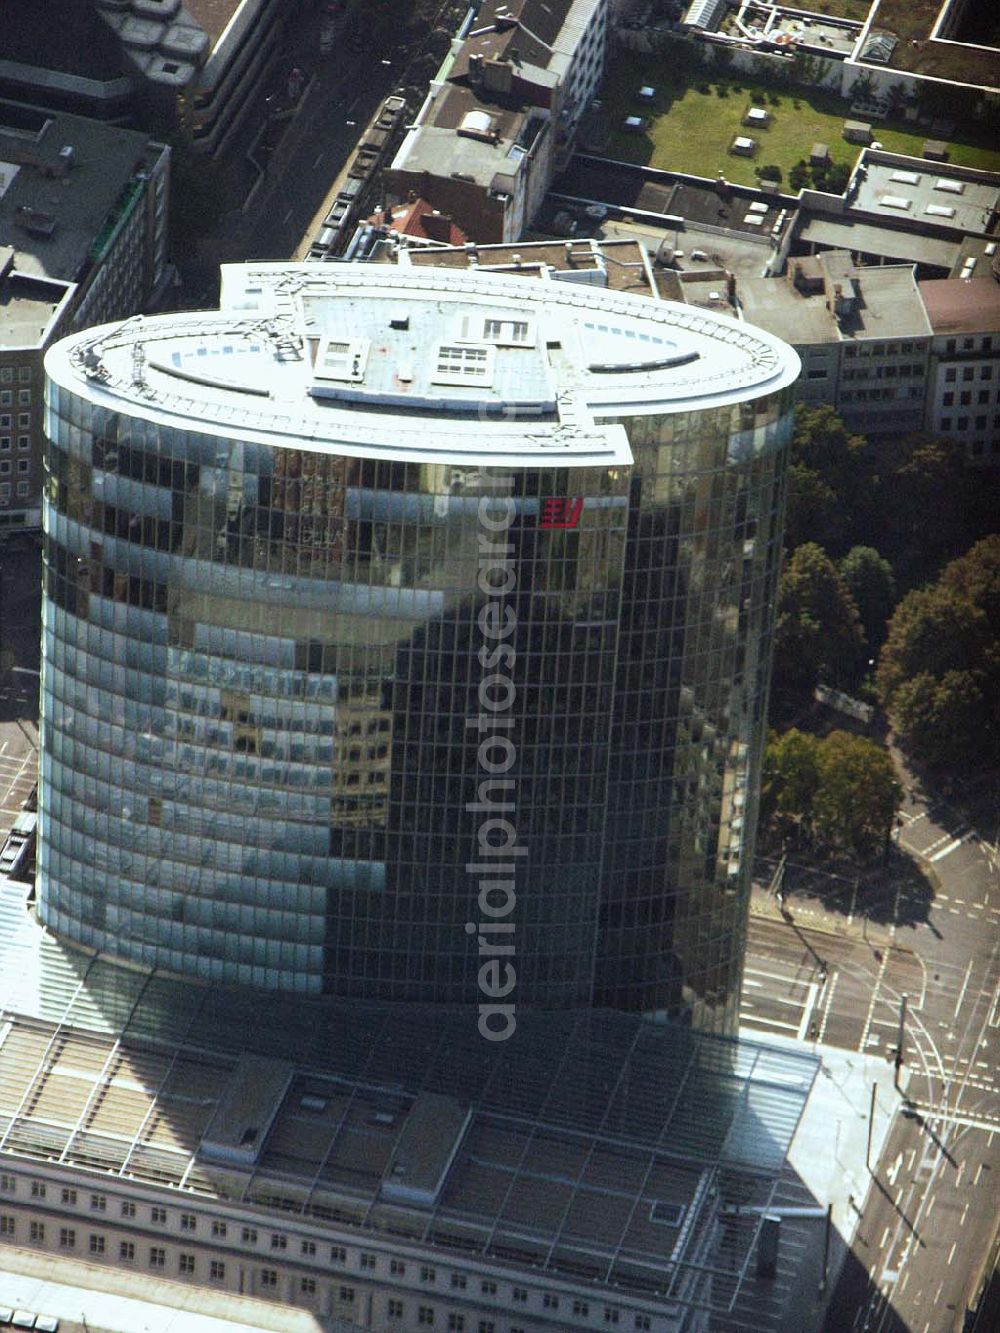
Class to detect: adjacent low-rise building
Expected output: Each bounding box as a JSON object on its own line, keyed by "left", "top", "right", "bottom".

{"left": 0, "top": 250, "right": 74, "bottom": 525}
{"left": 386, "top": 0, "right": 609, "bottom": 243}
{"left": 0, "top": 883, "right": 819, "bottom": 1333}
{"left": 739, "top": 251, "right": 933, "bottom": 436}
{"left": 0, "top": 103, "right": 169, "bottom": 528}
{"left": 921, "top": 277, "right": 1000, "bottom": 464}
{"left": 552, "top": 146, "right": 1000, "bottom": 460}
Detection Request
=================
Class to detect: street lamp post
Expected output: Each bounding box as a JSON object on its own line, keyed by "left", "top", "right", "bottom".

{"left": 819, "top": 1201, "right": 833, "bottom": 1294}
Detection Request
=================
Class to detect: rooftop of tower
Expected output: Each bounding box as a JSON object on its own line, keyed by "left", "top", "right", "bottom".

{"left": 45, "top": 265, "right": 799, "bottom": 468}
{"left": 45, "top": 262, "right": 800, "bottom": 466}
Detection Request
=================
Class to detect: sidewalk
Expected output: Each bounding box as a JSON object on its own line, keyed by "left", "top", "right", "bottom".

{"left": 737, "top": 1029, "right": 908, "bottom": 1333}
{"left": 750, "top": 881, "right": 897, "bottom": 953}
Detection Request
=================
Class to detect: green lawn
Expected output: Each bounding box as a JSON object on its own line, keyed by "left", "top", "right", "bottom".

{"left": 808, "top": 0, "right": 875, "bottom": 20}
{"left": 600, "top": 59, "right": 1000, "bottom": 188}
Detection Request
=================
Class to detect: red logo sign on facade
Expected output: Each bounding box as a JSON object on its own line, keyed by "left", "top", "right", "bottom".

{"left": 539, "top": 498, "right": 584, "bottom": 530}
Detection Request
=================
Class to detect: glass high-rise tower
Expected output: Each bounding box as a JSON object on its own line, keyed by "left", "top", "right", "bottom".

{"left": 41, "top": 264, "right": 798, "bottom": 1033}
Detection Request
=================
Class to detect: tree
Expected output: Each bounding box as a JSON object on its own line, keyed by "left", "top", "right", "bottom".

{"left": 938, "top": 531, "right": 1000, "bottom": 621}
{"left": 812, "top": 731, "right": 900, "bottom": 861}
{"left": 773, "top": 543, "right": 866, "bottom": 695}
{"left": 792, "top": 405, "right": 865, "bottom": 486}
{"left": 760, "top": 728, "right": 900, "bottom": 862}
{"left": 789, "top": 160, "right": 809, "bottom": 192}
{"left": 838, "top": 546, "right": 896, "bottom": 649}
{"left": 878, "top": 536, "right": 1000, "bottom": 767}
{"left": 824, "top": 161, "right": 851, "bottom": 194}
{"left": 891, "top": 671, "right": 986, "bottom": 768}
{"left": 790, "top": 406, "right": 872, "bottom": 554}
{"left": 785, "top": 463, "right": 844, "bottom": 552}
{"left": 877, "top": 586, "right": 989, "bottom": 699}
{"left": 761, "top": 728, "right": 820, "bottom": 846}
{"left": 878, "top": 434, "right": 976, "bottom": 578}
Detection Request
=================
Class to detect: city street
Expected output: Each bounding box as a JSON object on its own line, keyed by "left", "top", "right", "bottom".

{"left": 178, "top": 9, "right": 420, "bottom": 304}
{"left": 745, "top": 761, "right": 1000, "bottom": 1332}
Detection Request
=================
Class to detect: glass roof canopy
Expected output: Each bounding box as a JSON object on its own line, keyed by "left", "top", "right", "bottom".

{"left": 0, "top": 884, "right": 817, "bottom": 1318}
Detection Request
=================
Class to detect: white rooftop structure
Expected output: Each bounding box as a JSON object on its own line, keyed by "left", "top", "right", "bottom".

{"left": 46, "top": 265, "right": 799, "bottom": 469}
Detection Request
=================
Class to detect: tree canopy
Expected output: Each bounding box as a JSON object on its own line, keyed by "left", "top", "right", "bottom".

{"left": 773, "top": 543, "right": 866, "bottom": 695}
{"left": 761, "top": 728, "right": 820, "bottom": 846}
{"left": 813, "top": 731, "right": 900, "bottom": 861}
{"left": 876, "top": 434, "right": 981, "bottom": 581}
{"left": 783, "top": 409, "right": 999, "bottom": 596}
{"left": 761, "top": 728, "right": 899, "bottom": 862}
{"left": 786, "top": 406, "right": 872, "bottom": 557}
{"left": 838, "top": 546, "right": 896, "bottom": 649}
{"left": 878, "top": 535, "right": 1000, "bottom": 767}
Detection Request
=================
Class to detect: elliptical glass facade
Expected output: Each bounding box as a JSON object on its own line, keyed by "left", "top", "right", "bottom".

{"left": 40, "top": 271, "right": 796, "bottom": 1033}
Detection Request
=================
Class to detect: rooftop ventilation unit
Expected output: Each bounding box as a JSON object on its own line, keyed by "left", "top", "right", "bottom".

{"left": 457, "top": 110, "right": 498, "bottom": 143}
{"left": 314, "top": 336, "right": 370, "bottom": 383}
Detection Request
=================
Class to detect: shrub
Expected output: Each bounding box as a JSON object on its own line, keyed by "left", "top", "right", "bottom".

{"left": 788, "top": 161, "right": 809, "bottom": 191}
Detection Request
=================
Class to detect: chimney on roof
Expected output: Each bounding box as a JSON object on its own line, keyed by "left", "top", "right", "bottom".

{"left": 422, "top": 211, "right": 456, "bottom": 243}
{"left": 481, "top": 58, "right": 514, "bottom": 93}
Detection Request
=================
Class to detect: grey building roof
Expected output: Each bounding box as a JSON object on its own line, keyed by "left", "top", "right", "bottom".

{"left": 797, "top": 216, "right": 961, "bottom": 270}
{"left": 739, "top": 255, "right": 930, "bottom": 347}
{"left": 850, "top": 155, "right": 1000, "bottom": 237}
{"left": 826, "top": 258, "right": 932, "bottom": 340}
{"left": 737, "top": 274, "right": 840, "bottom": 347}
{"left": 0, "top": 255, "right": 72, "bottom": 350}
{"left": 391, "top": 80, "right": 554, "bottom": 195}
{"left": 0, "top": 104, "right": 163, "bottom": 285}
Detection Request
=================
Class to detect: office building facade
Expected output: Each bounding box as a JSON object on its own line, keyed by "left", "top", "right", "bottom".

{"left": 1, "top": 102, "right": 169, "bottom": 527}
{"left": 41, "top": 265, "right": 798, "bottom": 1033}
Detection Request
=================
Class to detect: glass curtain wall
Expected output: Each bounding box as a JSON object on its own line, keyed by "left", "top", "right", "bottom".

{"left": 40, "top": 377, "right": 791, "bottom": 1031}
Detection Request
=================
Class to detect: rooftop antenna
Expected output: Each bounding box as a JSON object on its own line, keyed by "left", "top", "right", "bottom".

{"left": 132, "top": 339, "right": 146, "bottom": 389}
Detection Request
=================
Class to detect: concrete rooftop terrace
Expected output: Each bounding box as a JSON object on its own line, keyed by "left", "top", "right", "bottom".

{"left": 397, "top": 236, "right": 659, "bottom": 298}
{"left": 0, "top": 252, "right": 71, "bottom": 349}
{"left": 46, "top": 265, "right": 800, "bottom": 469}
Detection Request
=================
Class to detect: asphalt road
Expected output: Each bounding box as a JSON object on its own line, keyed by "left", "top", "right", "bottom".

{"left": 744, "top": 762, "right": 1000, "bottom": 1333}
{"left": 179, "top": 15, "right": 416, "bottom": 303}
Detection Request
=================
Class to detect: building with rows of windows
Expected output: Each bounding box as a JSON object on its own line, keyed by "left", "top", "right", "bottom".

{"left": 0, "top": 102, "right": 169, "bottom": 528}
{"left": 41, "top": 263, "right": 798, "bottom": 1033}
